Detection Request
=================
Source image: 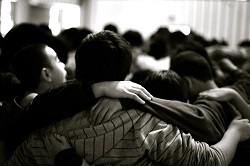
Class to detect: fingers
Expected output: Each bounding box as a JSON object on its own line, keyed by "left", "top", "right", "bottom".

{"left": 90, "top": 98, "right": 122, "bottom": 125}
{"left": 90, "top": 102, "right": 103, "bottom": 125}
{"left": 130, "top": 82, "right": 153, "bottom": 100}
{"left": 124, "top": 90, "right": 145, "bottom": 104}
{"left": 95, "top": 108, "right": 108, "bottom": 125}
{"left": 55, "top": 134, "right": 71, "bottom": 147}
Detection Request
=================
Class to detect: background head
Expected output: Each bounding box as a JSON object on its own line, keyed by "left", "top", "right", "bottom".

{"left": 103, "top": 23, "right": 119, "bottom": 33}
{"left": 75, "top": 30, "right": 132, "bottom": 83}
{"left": 170, "top": 50, "right": 214, "bottom": 103}
{"left": 12, "top": 44, "right": 67, "bottom": 92}
{"left": 143, "top": 70, "right": 187, "bottom": 102}
{"left": 170, "top": 50, "right": 213, "bottom": 82}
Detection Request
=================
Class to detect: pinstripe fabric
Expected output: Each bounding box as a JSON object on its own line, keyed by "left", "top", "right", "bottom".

{"left": 4, "top": 109, "right": 226, "bottom": 166}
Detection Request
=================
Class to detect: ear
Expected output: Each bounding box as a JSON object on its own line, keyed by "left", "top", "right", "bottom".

{"left": 183, "top": 76, "right": 192, "bottom": 90}
{"left": 41, "top": 68, "right": 52, "bottom": 82}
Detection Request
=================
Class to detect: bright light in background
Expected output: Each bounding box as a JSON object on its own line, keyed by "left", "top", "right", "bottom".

{"left": 49, "top": 3, "right": 80, "bottom": 36}
{"left": 168, "top": 24, "right": 191, "bottom": 35}
{"left": 0, "top": 0, "right": 15, "bottom": 36}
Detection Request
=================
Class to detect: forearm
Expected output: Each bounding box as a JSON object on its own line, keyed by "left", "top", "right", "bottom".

{"left": 230, "top": 69, "right": 250, "bottom": 103}
{"left": 143, "top": 121, "right": 226, "bottom": 166}
{"left": 120, "top": 97, "right": 225, "bottom": 143}
{"left": 229, "top": 90, "right": 250, "bottom": 120}
{"left": 91, "top": 82, "right": 107, "bottom": 98}
{"left": 213, "top": 128, "right": 240, "bottom": 166}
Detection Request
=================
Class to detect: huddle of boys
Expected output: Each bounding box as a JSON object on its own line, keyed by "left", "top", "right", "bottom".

{"left": 1, "top": 30, "right": 250, "bottom": 166}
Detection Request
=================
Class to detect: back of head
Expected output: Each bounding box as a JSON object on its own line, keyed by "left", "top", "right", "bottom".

{"left": 12, "top": 44, "right": 51, "bottom": 91}
{"left": 57, "top": 27, "right": 93, "bottom": 52}
{"left": 122, "top": 30, "right": 143, "bottom": 47}
{"left": 172, "top": 39, "right": 216, "bottom": 77}
{"left": 103, "top": 24, "right": 118, "bottom": 33}
{"left": 143, "top": 70, "right": 187, "bottom": 102}
{"left": 75, "top": 30, "right": 132, "bottom": 83}
{"left": 170, "top": 51, "right": 213, "bottom": 82}
{"left": 148, "top": 27, "right": 170, "bottom": 60}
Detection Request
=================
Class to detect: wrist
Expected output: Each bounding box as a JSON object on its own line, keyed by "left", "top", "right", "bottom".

{"left": 91, "top": 82, "right": 105, "bottom": 98}
{"left": 224, "top": 127, "right": 240, "bottom": 142}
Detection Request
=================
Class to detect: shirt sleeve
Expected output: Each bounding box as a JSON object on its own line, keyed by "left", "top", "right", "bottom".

{"left": 22, "top": 79, "right": 98, "bottom": 141}
{"left": 229, "top": 69, "right": 250, "bottom": 103}
{"left": 137, "top": 115, "right": 226, "bottom": 166}
{"left": 120, "top": 97, "right": 234, "bottom": 144}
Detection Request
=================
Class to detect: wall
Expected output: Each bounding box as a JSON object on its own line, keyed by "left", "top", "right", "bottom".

{"left": 83, "top": 0, "right": 250, "bottom": 46}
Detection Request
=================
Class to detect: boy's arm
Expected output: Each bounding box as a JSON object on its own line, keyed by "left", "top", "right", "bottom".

{"left": 212, "top": 117, "right": 250, "bottom": 166}
{"left": 219, "top": 58, "right": 250, "bottom": 103}
{"left": 142, "top": 115, "right": 250, "bottom": 166}
{"left": 26, "top": 80, "right": 152, "bottom": 132}
{"left": 199, "top": 87, "right": 250, "bottom": 120}
{"left": 120, "top": 97, "right": 227, "bottom": 144}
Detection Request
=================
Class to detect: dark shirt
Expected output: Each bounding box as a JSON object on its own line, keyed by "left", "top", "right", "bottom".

{"left": 0, "top": 79, "right": 97, "bottom": 158}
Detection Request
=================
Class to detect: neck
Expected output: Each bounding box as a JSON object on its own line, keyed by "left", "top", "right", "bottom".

{"left": 205, "top": 80, "right": 218, "bottom": 89}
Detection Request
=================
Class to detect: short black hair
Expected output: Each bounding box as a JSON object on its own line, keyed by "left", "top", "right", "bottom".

{"left": 143, "top": 70, "right": 187, "bottom": 102}
{"left": 12, "top": 44, "right": 52, "bottom": 91}
{"left": 170, "top": 51, "right": 213, "bottom": 82}
{"left": 75, "top": 30, "right": 132, "bottom": 83}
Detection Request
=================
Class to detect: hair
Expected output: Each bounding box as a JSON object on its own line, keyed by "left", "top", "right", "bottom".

{"left": 122, "top": 30, "right": 143, "bottom": 47}
{"left": 172, "top": 39, "right": 216, "bottom": 77}
{"left": 147, "top": 27, "right": 170, "bottom": 60}
{"left": 0, "top": 23, "right": 68, "bottom": 72}
{"left": 75, "top": 30, "right": 132, "bottom": 83}
{"left": 168, "top": 31, "right": 187, "bottom": 53}
{"left": 170, "top": 51, "right": 213, "bottom": 82}
{"left": 12, "top": 44, "right": 52, "bottom": 91}
{"left": 143, "top": 70, "right": 187, "bottom": 102}
{"left": 130, "top": 69, "right": 153, "bottom": 86}
{"left": 58, "top": 27, "right": 93, "bottom": 52}
{"left": 103, "top": 24, "right": 118, "bottom": 33}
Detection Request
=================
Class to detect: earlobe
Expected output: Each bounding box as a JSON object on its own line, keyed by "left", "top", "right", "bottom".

{"left": 41, "top": 68, "right": 52, "bottom": 82}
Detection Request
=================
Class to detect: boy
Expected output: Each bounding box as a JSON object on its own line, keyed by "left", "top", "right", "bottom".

{"left": 2, "top": 31, "right": 250, "bottom": 166}
{"left": 0, "top": 44, "right": 67, "bottom": 158}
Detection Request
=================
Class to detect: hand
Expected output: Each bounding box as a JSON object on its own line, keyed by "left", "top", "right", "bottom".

{"left": 198, "top": 88, "right": 235, "bottom": 102}
{"left": 219, "top": 58, "right": 238, "bottom": 73}
{"left": 92, "top": 81, "right": 153, "bottom": 104}
{"left": 44, "top": 133, "right": 71, "bottom": 158}
{"left": 227, "top": 117, "right": 250, "bottom": 142}
{"left": 90, "top": 97, "right": 122, "bottom": 125}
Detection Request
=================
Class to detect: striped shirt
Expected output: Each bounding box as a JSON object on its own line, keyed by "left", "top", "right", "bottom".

{"left": 4, "top": 108, "right": 226, "bottom": 166}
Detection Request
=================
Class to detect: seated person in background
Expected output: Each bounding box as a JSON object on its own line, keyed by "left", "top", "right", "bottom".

{"left": 122, "top": 30, "right": 144, "bottom": 79}
{"left": 3, "top": 30, "right": 250, "bottom": 166}
{"left": 143, "top": 70, "right": 187, "bottom": 102}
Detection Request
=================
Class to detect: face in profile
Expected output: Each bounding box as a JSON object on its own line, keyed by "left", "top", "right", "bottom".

{"left": 44, "top": 46, "right": 67, "bottom": 86}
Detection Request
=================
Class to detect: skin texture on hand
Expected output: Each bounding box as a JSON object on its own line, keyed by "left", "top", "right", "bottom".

{"left": 44, "top": 133, "right": 71, "bottom": 159}
{"left": 90, "top": 97, "right": 122, "bottom": 125}
{"left": 91, "top": 81, "right": 153, "bottom": 104}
